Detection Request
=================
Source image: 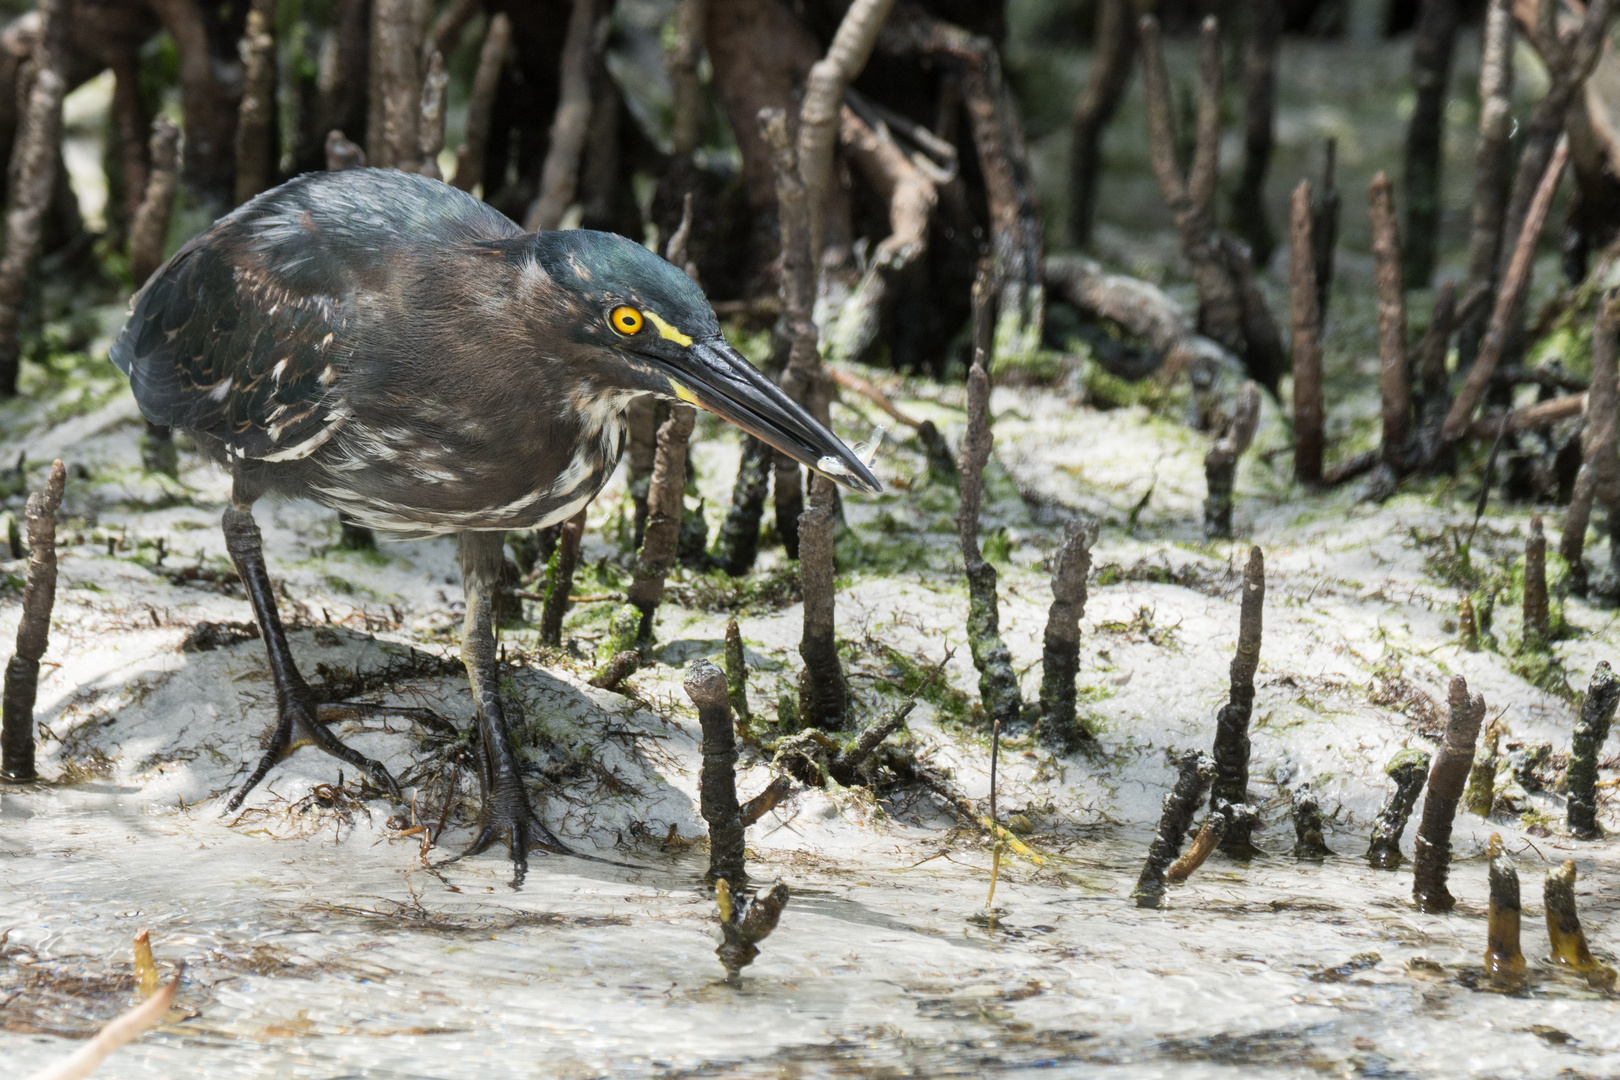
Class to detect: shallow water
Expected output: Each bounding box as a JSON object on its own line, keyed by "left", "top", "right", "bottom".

{"left": 5, "top": 761, "right": 1620, "bottom": 1080}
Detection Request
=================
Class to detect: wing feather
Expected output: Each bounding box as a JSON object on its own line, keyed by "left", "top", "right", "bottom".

{"left": 108, "top": 169, "right": 520, "bottom": 462}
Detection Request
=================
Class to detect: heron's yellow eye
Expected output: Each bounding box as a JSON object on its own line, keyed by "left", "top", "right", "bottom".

{"left": 610, "top": 306, "right": 644, "bottom": 335}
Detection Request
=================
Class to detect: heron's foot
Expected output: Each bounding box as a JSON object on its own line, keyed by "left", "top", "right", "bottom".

{"left": 226, "top": 699, "right": 451, "bottom": 812}
{"left": 441, "top": 777, "right": 572, "bottom": 888}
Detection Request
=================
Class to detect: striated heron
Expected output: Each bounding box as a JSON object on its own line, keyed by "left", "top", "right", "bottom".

{"left": 110, "top": 168, "right": 878, "bottom": 880}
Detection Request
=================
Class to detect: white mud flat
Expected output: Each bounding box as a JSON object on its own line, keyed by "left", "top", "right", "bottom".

{"left": 4, "top": 334, "right": 1620, "bottom": 1077}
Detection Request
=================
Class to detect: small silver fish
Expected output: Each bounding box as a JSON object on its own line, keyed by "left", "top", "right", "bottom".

{"left": 817, "top": 426, "right": 886, "bottom": 482}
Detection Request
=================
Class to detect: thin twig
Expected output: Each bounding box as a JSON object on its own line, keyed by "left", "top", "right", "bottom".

{"left": 1443, "top": 136, "right": 1569, "bottom": 443}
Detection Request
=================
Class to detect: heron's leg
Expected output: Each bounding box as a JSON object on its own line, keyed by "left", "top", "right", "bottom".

{"left": 452, "top": 530, "right": 571, "bottom": 885}
{"left": 221, "top": 499, "right": 403, "bottom": 811}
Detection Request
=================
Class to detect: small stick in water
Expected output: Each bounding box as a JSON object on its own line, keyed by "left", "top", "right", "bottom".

{"left": 1544, "top": 860, "right": 1618, "bottom": 989}
{"left": 1367, "top": 748, "right": 1431, "bottom": 869}
{"left": 1211, "top": 546, "right": 1264, "bottom": 854}
{"left": 715, "top": 878, "right": 789, "bottom": 985}
{"left": 1566, "top": 661, "right": 1620, "bottom": 838}
{"left": 685, "top": 660, "right": 745, "bottom": 885}
{"left": 1165, "top": 813, "right": 1226, "bottom": 882}
{"left": 1484, "top": 833, "right": 1526, "bottom": 989}
{"left": 1134, "top": 749, "right": 1216, "bottom": 908}
{"left": 1291, "top": 783, "right": 1332, "bottom": 860}
{"left": 985, "top": 718, "right": 1002, "bottom": 916}
{"left": 1412, "top": 676, "right": 1487, "bottom": 911}
{"left": 132, "top": 927, "right": 158, "bottom": 997}
{"left": 2, "top": 459, "right": 65, "bottom": 782}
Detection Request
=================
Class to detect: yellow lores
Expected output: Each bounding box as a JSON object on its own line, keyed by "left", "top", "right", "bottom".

{"left": 643, "top": 309, "right": 694, "bottom": 347}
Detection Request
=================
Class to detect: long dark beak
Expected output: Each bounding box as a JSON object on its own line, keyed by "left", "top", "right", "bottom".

{"left": 661, "top": 336, "right": 883, "bottom": 495}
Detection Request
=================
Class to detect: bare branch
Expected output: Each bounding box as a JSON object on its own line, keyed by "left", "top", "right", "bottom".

{"left": 129, "top": 117, "right": 181, "bottom": 286}
{"left": 1368, "top": 171, "right": 1410, "bottom": 466}
{"left": 1443, "top": 136, "right": 1569, "bottom": 442}
{"left": 233, "top": 1, "right": 276, "bottom": 206}
{"left": 417, "top": 49, "right": 449, "bottom": 180}
{"left": 526, "top": 0, "right": 603, "bottom": 231}
{"left": 1290, "top": 180, "right": 1323, "bottom": 484}
{"left": 798, "top": 0, "right": 897, "bottom": 263}
{"left": 453, "top": 12, "right": 511, "bottom": 193}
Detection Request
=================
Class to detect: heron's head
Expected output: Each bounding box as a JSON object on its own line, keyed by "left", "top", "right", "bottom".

{"left": 530, "top": 230, "right": 881, "bottom": 495}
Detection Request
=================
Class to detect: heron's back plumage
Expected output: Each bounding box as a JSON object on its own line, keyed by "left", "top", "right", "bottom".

{"left": 110, "top": 169, "right": 627, "bottom": 536}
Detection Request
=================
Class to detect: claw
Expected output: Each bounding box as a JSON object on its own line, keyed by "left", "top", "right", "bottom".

{"left": 226, "top": 696, "right": 426, "bottom": 812}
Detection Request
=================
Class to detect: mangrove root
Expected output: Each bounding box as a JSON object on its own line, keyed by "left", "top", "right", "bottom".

{"left": 1545, "top": 859, "right": 1618, "bottom": 988}
{"left": 1211, "top": 545, "right": 1264, "bottom": 854}
{"left": 959, "top": 264, "right": 1021, "bottom": 729}
{"left": 1290, "top": 179, "right": 1324, "bottom": 485}
{"left": 538, "top": 509, "right": 586, "bottom": 648}
{"left": 589, "top": 650, "right": 640, "bottom": 693}
{"left": 2, "top": 458, "right": 64, "bottom": 782}
{"left": 1036, "top": 519, "right": 1096, "bottom": 751}
{"left": 797, "top": 474, "right": 848, "bottom": 728}
{"left": 1203, "top": 382, "right": 1261, "bottom": 539}
{"left": 1367, "top": 748, "right": 1431, "bottom": 869}
{"left": 1412, "top": 675, "right": 1487, "bottom": 912}
{"left": 1133, "top": 749, "right": 1216, "bottom": 909}
{"left": 686, "top": 660, "right": 746, "bottom": 886}
{"left": 1464, "top": 720, "right": 1503, "bottom": 818}
{"left": 1522, "top": 514, "right": 1549, "bottom": 649}
{"left": 1484, "top": 833, "right": 1526, "bottom": 988}
{"left": 713, "top": 434, "right": 772, "bottom": 577}
{"left": 740, "top": 775, "right": 795, "bottom": 827}
{"left": 1291, "top": 783, "right": 1332, "bottom": 860}
{"left": 724, "top": 618, "right": 751, "bottom": 734}
{"left": 715, "top": 878, "right": 789, "bottom": 984}
{"left": 1566, "top": 661, "right": 1620, "bottom": 838}
{"left": 626, "top": 404, "right": 695, "bottom": 646}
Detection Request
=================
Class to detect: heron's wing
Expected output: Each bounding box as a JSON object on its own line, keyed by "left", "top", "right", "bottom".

{"left": 108, "top": 169, "right": 522, "bottom": 463}
{"left": 111, "top": 231, "right": 357, "bottom": 462}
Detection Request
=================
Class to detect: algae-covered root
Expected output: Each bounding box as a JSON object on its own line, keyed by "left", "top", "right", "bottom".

{"left": 1211, "top": 546, "right": 1264, "bottom": 855}
{"left": 1367, "top": 748, "right": 1431, "bottom": 869}
{"left": 1544, "top": 859, "right": 1618, "bottom": 989}
{"left": 715, "top": 878, "right": 791, "bottom": 983}
{"left": 1484, "top": 833, "right": 1526, "bottom": 989}
{"left": 1566, "top": 661, "right": 1620, "bottom": 838}
{"left": 1134, "top": 749, "right": 1216, "bottom": 908}
{"left": 1290, "top": 783, "right": 1332, "bottom": 860}
{"left": 686, "top": 660, "right": 746, "bottom": 885}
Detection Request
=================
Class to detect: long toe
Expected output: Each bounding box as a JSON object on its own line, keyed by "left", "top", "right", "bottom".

{"left": 302, "top": 717, "right": 403, "bottom": 802}
{"left": 226, "top": 698, "right": 407, "bottom": 812}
